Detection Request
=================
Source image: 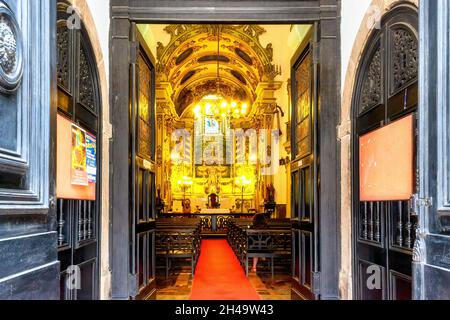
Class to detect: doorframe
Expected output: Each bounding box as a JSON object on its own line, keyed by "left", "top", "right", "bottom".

{"left": 109, "top": 0, "right": 341, "bottom": 300}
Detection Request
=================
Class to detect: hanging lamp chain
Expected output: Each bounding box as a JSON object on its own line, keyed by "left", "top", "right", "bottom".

{"left": 216, "top": 25, "right": 220, "bottom": 96}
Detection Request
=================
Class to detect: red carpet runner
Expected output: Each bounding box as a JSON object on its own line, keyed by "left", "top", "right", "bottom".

{"left": 190, "top": 239, "right": 261, "bottom": 300}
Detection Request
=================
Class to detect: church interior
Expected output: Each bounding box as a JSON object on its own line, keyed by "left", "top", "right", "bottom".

{"left": 136, "top": 23, "right": 313, "bottom": 299}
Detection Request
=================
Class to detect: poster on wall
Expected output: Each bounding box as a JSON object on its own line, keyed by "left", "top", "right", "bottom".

{"left": 71, "top": 124, "right": 88, "bottom": 186}
{"left": 86, "top": 133, "right": 97, "bottom": 183}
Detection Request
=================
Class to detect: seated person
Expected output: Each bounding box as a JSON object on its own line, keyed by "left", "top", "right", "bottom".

{"left": 251, "top": 212, "right": 268, "bottom": 272}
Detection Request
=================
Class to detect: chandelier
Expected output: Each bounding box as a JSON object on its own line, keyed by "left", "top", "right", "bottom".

{"left": 194, "top": 96, "right": 248, "bottom": 120}
{"left": 193, "top": 25, "right": 249, "bottom": 120}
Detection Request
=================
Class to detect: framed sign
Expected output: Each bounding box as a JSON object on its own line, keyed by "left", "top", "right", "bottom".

{"left": 57, "top": 114, "right": 96, "bottom": 200}
{"left": 359, "top": 115, "right": 414, "bottom": 201}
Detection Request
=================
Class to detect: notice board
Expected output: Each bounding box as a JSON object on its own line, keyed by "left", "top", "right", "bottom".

{"left": 359, "top": 115, "right": 414, "bottom": 201}
{"left": 57, "top": 114, "right": 96, "bottom": 200}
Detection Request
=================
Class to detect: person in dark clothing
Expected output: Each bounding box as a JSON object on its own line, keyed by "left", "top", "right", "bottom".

{"left": 252, "top": 212, "right": 268, "bottom": 229}
{"left": 251, "top": 213, "right": 268, "bottom": 272}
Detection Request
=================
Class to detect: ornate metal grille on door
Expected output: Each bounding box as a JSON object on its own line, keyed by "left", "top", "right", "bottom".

{"left": 353, "top": 5, "right": 418, "bottom": 300}
{"left": 56, "top": 2, "right": 101, "bottom": 300}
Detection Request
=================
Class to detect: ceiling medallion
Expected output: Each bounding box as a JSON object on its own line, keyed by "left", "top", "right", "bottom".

{"left": 0, "top": 2, "right": 23, "bottom": 94}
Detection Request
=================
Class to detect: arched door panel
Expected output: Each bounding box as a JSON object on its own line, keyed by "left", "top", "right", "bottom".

{"left": 56, "top": 2, "right": 101, "bottom": 300}
{"left": 352, "top": 4, "right": 418, "bottom": 300}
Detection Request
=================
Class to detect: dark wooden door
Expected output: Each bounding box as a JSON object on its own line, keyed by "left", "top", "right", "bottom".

{"left": 0, "top": 0, "right": 59, "bottom": 299}
{"left": 129, "top": 25, "right": 157, "bottom": 300}
{"left": 290, "top": 25, "right": 320, "bottom": 300}
{"left": 352, "top": 5, "right": 418, "bottom": 300}
{"left": 56, "top": 2, "right": 101, "bottom": 300}
{"left": 414, "top": 0, "right": 450, "bottom": 300}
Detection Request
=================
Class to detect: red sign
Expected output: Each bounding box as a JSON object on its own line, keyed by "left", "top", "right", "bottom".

{"left": 359, "top": 115, "right": 414, "bottom": 201}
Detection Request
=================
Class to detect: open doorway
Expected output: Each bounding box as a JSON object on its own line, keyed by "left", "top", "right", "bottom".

{"left": 129, "top": 23, "right": 320, "bottom": 300}
{"left": 109, "top": 1, "right": 340, "bottom": 301}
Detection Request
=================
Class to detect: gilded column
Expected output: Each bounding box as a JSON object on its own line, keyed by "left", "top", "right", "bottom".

{"left": 252, "top": 82, "right": 282, "bottom": 212}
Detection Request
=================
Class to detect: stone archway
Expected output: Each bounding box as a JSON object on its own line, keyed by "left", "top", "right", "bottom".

{"left": 338, "top": 0, "right": 418, "bottom": 300}
{"left": 64, "top": 0, "right": 112, "bottom": 300}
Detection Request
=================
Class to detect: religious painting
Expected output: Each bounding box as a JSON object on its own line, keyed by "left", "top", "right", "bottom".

{"left": 294, "top": 50, "right": 312, "bottom": 159}
{"left": 204, "top": 117, "right": 220, "bottom": 135}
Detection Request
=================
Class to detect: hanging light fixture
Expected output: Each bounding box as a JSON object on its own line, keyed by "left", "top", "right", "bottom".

{"left": 193, "top": 25, "right": 249, "bottom": 120}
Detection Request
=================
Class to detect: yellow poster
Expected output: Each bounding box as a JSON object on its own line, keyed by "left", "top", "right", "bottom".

{"left": 71, "top": 124, "right": 88, "bottom": 186}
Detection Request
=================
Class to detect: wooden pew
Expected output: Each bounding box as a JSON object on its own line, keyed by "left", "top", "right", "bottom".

{"left": 227, "top": 218, "right": 292, "bottom": 278}
{"left": 244, "top": 229, "right": 291, "bottom": 278}
{"left": 155, "top": 218, "right": 201, "bottom": 278}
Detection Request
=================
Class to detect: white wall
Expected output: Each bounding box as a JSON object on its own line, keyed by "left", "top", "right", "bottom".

{"left": 85, "top": 0, "right": 111, "bottom": 300}
{"left": 259, "top": 25, "right": 312, "bottom": 208}
{"left": 87, "top": 0, "right": 110, "bottom": 80}
{"left": 340, "top": 0, "right": 372, "bottom": 95}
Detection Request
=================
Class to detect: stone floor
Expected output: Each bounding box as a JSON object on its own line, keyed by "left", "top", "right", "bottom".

{"left": 156, "top": 267, "right": 291, "bottom": 300}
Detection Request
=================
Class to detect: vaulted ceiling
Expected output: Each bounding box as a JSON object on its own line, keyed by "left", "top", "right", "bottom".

{"left": 155, "top": 25, "right": 278, "bottom": 117}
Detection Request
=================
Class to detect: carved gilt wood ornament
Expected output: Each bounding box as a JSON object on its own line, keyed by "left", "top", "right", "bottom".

{"left": 0, "top": 2, "right": 23, "bottom": 94}
{"left": 156, "top": 24, "right": 279, "bottom": 117}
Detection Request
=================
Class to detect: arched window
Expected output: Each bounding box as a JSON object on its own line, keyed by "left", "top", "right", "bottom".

{"left": 352, "top": 4, "right": 418, "bottom": 300}
{"left": 56, "top": 1, "right": 101, "bottom": 301}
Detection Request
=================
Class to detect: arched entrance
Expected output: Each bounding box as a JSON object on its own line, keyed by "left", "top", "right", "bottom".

{"left": 56, "top": 1, "right": 102, "bottom": 300}
{"left": 110, "top": 1, "right": 341, "bottom": 300}
{"left": 352, "top": 3, "right": 418, "bottom": 300}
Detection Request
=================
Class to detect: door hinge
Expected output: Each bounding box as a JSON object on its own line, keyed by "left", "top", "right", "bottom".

{"left": 411, "top": 194, "right": 433, "bottom": 215}
{"left": 128, "top": 273, "right": 138, "bottom": 298}
{"left": 312, "top": 271, "right": 321, "bottom": 295}
{"left": 130, "top": 45, "right": 137, "bottom": 64}
{"left": 313, "top": 42, "right": 320, "bottom": 64}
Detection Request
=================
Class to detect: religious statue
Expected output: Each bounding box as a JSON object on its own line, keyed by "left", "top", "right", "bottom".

{"left": 207, "top": 193, "right": 220, "bottom": 209}
{"left": 182, "top": 199, "right": 191, "bottom": 214}
{"left": 155, "top": 188, "right": 165, "bottom": 217}
{"left": 265, "top": 183, "right": 276, "bottom": 202}
{"left": 264, "top": 183, "right": 276, "bottom": 218}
